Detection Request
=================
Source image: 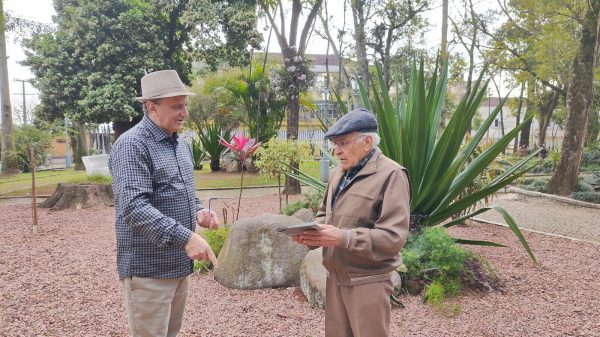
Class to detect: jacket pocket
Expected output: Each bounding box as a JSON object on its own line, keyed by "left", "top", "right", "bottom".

{"left": 336, "top": 192, "right": 378, "bottom": 227}
{"left": 347, "top": 272, "right": 392, "bottom": 286}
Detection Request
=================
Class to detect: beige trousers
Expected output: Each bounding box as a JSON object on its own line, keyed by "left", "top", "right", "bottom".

{"left": 122, "top": 276, "right": 189, "bottom": 337}
{"left": 325, "top": 277, "right": 394, "bottom": 337}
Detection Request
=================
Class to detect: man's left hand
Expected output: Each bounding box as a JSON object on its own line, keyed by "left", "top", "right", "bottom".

{"left": 293, "top": 224, "right": 342, "bottom": 247}
{"left": 196, "top": 209, "right": 219, "bottom": 229}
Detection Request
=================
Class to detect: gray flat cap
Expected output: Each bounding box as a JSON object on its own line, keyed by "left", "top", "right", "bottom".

{"left": 324, "top": 108, "right": 378, "bottom": 139}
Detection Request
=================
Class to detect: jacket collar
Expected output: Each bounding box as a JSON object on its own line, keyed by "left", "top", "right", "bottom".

{"left": 329, "top": 147, "right": 381, "bottom": 198}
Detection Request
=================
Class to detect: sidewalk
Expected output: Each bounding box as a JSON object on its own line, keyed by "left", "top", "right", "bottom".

{"left": 475, "top": 191, "right": 600, "bottom": 244}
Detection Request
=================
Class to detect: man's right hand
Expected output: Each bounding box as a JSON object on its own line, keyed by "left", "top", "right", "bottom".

{"left": 185, "top": 233, "right": 218, "bottom": 268}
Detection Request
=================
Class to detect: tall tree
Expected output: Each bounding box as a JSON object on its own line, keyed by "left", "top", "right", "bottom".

{"left": 548, "top": 0, "right": 600, "bottom": 195}
{"left": 350, "top": 0, "right": 372, "bottom": 92}
{"left": 257, "top": 0, "right": 324, "bottom": 194}
{"left": 476, "top": 0, "right": 578, "bottom": 148}
{"left": 367, "top": 0, "right": 429, "bottom": 88}
{"left": 0, "top": 0, "right": 19, "bottom": 174}
{"left": 24, "top": 0, "right": 261, "bottom": 167}
{"left": 440, "top": 0, "right": 448, "bottom": 69}
{"left": 316, "top": 0, "right": 351, "bottom": 89}
{"left": 26, "top": 0, "right": 261, "bottom": 129}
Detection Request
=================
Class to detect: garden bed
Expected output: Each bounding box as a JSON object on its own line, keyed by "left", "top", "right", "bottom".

{"left": 1, "top": 195, "right": 599, "bottom": 336}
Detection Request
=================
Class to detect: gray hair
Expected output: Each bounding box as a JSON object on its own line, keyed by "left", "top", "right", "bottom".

{"left": 142, "top": 99, "right": 161, "bottom": 115}
{"left": 360, "top": 132, "right": 380, "bottom": 149}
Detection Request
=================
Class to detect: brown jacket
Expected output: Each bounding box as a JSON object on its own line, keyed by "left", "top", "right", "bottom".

{"left": 315, "top": 149, "right": 411, "bottom": 286}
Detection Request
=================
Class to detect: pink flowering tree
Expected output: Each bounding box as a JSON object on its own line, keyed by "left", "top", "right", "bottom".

{"left": 220, "top": 132, "right": 262, "bottom": 220}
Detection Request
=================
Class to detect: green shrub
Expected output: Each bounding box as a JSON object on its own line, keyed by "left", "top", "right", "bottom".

{"left": 304, "top": 190, "right": 324, "bottom": 214}
{"left": 194, "top": 226, "right": 230, "bottom": 272}
{"left": 570, "top": 191, "right": 600, "bottom": 204}
{"left": 521, "top": 179, "right": 548, "bottom": 193}
{"left": 13, "top": 124, "right": 53, "bottom": 172}
{"left": 282, "top": 200, "right": 308, "bottom": 216}
{"left": 528, "top": 157, "right": 557, "bottom": 174}
{"left": 68, "top": 173, "right": 112, "bottom": 185}
{"left": 582, "top": 141, "right": 600, "bottom": 166}
{"left": 589, "top": 171, "right": 600, "bottom": 187}
{"left": 401, "top": 228, "right": 467, "bottom": 297}
{"left": 281, "top": 190, "right": 324, "bottom": 216}
{"left": 575, "top": 181, "right": 593, "bottom": 193}
{"left": 521, "top": 177, "right": 537, "bottom": 185}
{"left": 400, "top": 227, "right": 500, "bottom": 306}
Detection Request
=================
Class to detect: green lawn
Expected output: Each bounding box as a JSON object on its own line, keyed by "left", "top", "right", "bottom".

{"left": 0, "top": 161, "right": 322, "bottom": 197}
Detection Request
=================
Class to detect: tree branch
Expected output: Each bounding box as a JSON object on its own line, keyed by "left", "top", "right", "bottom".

{"left": 257, "top": 0, "right": 288, "bottom": 50}
{"left": 299, "top": 0, "right": 324, "bottom": 54}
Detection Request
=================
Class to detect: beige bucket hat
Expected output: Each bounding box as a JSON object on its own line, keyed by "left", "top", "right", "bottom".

{"left": 136, "top": 70, "right": 195, "bottom": 103}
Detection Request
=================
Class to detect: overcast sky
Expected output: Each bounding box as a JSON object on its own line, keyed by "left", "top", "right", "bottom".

{"left": 2, "top": 0, "right": 457, "bottom": 108}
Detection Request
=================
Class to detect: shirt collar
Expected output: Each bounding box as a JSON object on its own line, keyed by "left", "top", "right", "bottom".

{"left": 142, "top": 114, "right": 178, "bottom": 143}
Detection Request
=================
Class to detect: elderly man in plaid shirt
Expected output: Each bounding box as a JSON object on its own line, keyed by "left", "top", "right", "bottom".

{"left": 109, "top": 70, "right": 219, "bottom": 337}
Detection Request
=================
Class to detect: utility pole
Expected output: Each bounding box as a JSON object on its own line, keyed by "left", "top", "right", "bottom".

{"left": 14, "top": 79, "right": 34, "bottom": 124}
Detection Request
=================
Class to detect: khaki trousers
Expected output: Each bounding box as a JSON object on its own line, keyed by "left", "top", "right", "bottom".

{"left": 325, "top": 277, "right": 393, "bottom": 337}
{"left": 122, "top": 276, "right": 189, "bottom": 337}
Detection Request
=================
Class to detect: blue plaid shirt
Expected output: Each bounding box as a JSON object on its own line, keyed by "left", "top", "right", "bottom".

{"left": 109, "top": 115, "right": 202, "bottom": 279}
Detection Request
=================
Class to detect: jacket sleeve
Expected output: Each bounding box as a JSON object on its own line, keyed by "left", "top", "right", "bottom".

{"left": 109, "top": 139, "right": 193, "bottom": 248}
{"left": 339, "top": 169, "right": 410, "bottom": 261}
{"left": 313, "top": 183, "right": 330, "bottom": 225}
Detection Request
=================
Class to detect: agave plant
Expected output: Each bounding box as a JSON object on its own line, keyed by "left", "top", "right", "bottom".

{"left": 362, "top": 61, "right": 538, "bottom": 261}
{"left": 198, "top": 122, "right": 233, "bottom": 172}
{"left": 190, "top": 138, "right": 207, "bottom": 170}
{"left": 290, "top": 61, "right": 538, "bottom": 262}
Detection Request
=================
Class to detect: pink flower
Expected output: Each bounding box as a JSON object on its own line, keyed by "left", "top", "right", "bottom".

{"left": 220, "top": 132, "right": 262, "bottom": 163}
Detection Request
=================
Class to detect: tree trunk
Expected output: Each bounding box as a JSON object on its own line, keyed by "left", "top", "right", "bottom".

{"left": 519, "top": 79, "right": 536, "bottom": 149}
{"left": 537, "top": 90, "right": 560, "bottom": 147}
{"left": 39, "top": 183, "right": 114, "bottom": 210}
{"left": 513, "top": 83, "right": 526, "bottom": 153}
{"left": 112, "top": 115, "right": 142, "bottom": 141}
{"left": 72, "top": 123, "right": 87, "bottom": 170}
{"left": 548, "top": 0, "right": 600, "bottom": 195}
{"left": 0, "top": 3, "right": 19, "bottom": 175}
{"left": 440, "top": 0, "right": 449, "bottom": 70}
{"left": 351, "top": 0, "right": 369, "bottom": 93}
{"left": 285, "top": 86, "right": 301, "bottom": 195}
{"left": 210, "top": 158, "right": 221, "bottom": 172}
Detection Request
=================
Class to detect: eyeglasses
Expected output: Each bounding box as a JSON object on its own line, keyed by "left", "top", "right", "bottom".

{"left": 330, "top": 135, "right": 365, "bottom": 149}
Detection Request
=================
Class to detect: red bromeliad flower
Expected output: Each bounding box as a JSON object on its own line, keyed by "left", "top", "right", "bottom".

{"left": 219, "top": 132, "right": 262, "bottom": 221}
{"left": 220, "top": 132, "right": 262, "bottom": 163}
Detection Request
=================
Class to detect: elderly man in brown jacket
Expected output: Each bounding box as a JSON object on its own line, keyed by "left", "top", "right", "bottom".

{"left": 293, "top": 108, "right": 411, "bottom": 337}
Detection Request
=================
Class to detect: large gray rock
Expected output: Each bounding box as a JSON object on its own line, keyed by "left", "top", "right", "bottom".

{"left": 215, "top": 213, "right": 309, "bottom": 289}
{"left": 300, "top": 248, "right": 327, "bottom": 308}
{"left": 221, "top": 154, "right": 239, "bottom": 172}
{"left": 300, "top": 248, "right": 403, "bottom": 309}
{"left": 292, "top": 208, "right": 314, "bottom": 222}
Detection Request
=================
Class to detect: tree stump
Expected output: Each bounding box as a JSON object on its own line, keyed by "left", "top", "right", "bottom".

{"left": 39, "top": 183, "right": 114, "bottom": 210}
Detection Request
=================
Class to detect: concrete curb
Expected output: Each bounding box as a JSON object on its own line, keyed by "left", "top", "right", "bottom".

{"left": 472, "top": 216, "right": 600, "bottom": 246}
{"left": 505, "top": 187, "right": 600, "bottom": 209}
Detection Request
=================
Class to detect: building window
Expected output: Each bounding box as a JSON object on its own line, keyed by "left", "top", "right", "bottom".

{"left": 494, "top": 119, "right": 499, "bottom": 127}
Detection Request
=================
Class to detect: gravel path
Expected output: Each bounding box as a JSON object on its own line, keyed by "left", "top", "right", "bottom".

{"left": 476, "top": 192, "right": 600, "bottom": 243}
{"left": 1, "top": 194, "right": 599, "bottom": 337}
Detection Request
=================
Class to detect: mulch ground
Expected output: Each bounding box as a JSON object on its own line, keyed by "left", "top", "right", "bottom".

{"left": 1, "top": 194, "right": 599, "bottom": 337}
